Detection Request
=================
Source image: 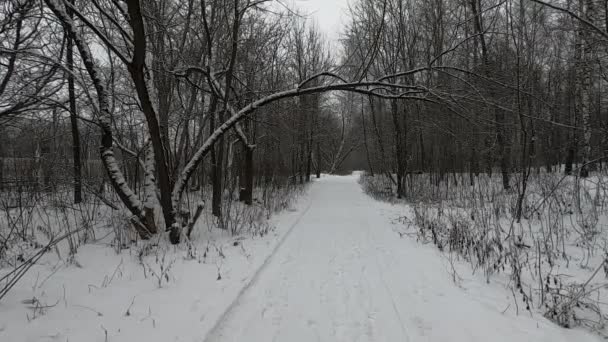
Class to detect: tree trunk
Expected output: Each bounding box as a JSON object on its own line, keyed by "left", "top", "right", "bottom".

{"left": 565, "top": 134, "right": 576, "bottom": 175}
{"left": 316, "top": 141, "right": 322, "bottom": 178}
{"left": 210, "top": 110, "right": 223, "bottom": 219}
{"left": 239, "top": 144, "right": 254, "bottom": 205}
{"left": 306, "top": 137, "right": 312, "bottom": 182}
{"left": 126, "top": 0, "right": 176, "bottom": 234}
{"left": 470, "top": 0, "right": 510, "bottom": 190}
{"left": 391, "top": 100, "right": 406, "bottom": 198}
{"left": 360, "top": 96, "right": 374, "bottom": 176}
{"left": 470, "top": 147, "right": 478, "bottom": 186}
{"left": 66, "top": 6, "right": 82, "bottom": 204}
{"left": 579, "top": 0, "right": 595, "bottom": 177}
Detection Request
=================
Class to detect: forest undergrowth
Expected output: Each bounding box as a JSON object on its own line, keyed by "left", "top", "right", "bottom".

{"left": 0, "top": 178, "right": 307, "bottom": 302}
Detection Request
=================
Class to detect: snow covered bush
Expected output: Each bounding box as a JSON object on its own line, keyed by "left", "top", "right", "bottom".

{"left": 358, "top": 173, "right": 395, "bottom": 201}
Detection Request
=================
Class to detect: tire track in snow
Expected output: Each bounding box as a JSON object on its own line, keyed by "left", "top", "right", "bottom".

{"left": 202, "top": 194, "right": 314, "bottom": 342}
{"left": 364, "top": 211, "right": 412, "bottom": 342}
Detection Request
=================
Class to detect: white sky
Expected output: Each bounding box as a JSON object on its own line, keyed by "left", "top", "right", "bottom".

{"left": 287, "top": 0, "right": 351, "bottom": 43}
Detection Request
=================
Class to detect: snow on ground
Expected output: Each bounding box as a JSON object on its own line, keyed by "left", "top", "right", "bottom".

{"left": 1, "top": 174, "right": 601, "bottom": 341}
{"left": 205, "top": 174, "right": 598, "bottom": 342}
{"left": 0, "top": 191, "right": 312, "bottom": 342}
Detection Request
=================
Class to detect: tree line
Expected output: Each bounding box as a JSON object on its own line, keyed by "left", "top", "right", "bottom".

{"left": 1, "top": 0, "right": 605, "bottom": 242}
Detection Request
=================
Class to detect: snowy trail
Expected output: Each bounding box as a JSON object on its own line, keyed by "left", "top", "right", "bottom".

{"left": 204, "top": 174, "right": 598, "bottom": 342}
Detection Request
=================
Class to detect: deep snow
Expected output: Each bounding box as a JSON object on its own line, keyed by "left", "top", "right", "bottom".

{"left": 0, "top": 174, "right": 600, "bottom": 341}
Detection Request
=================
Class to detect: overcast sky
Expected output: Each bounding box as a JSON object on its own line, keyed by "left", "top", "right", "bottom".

{"left": 288, "top": 0, "right": 351, "bottom": 43}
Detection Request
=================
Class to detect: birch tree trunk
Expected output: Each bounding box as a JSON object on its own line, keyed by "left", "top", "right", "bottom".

{"left": 579, "top": 0, "right": 596, "bottom": 177}
{"left": 66, "top": 0, "right": 82, "bottom": 204}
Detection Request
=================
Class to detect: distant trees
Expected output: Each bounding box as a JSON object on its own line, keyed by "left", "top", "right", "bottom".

{"left": 1, "top": 1, "right": 67, "bottom": 193}
{"left": 341, "top": 0, "right": 608, "bottom": 201}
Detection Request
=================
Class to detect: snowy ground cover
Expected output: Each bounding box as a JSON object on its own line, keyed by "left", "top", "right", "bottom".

{"left": 361, "top": 170, "right": 608, "bottom": 338}
{"left": 205, "top": 173, "right": 596, "bottom": 341}
{"left": 0, "top": 184, "right": 309, "bottom": 341}
{"left": 1, "top": 173, "right": 602, "bottom": 341}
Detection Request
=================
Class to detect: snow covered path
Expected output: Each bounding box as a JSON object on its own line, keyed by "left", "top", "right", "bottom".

{"left": 205, "top": 174, "right": 598, "bottom": 342}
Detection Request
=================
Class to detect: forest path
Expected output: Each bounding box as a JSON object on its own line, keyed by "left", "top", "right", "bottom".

{"left": 203, "top": 174, "right": 597, "bottom": 342}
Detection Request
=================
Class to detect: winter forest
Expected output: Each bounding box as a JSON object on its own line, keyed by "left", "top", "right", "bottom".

{"left": 2, "top": 0, "right": 608, "bottom": 340}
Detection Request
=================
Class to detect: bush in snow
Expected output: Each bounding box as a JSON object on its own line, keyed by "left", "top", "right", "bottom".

{"left": 361, "top": 170, "right": 608, "bottom": 334}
